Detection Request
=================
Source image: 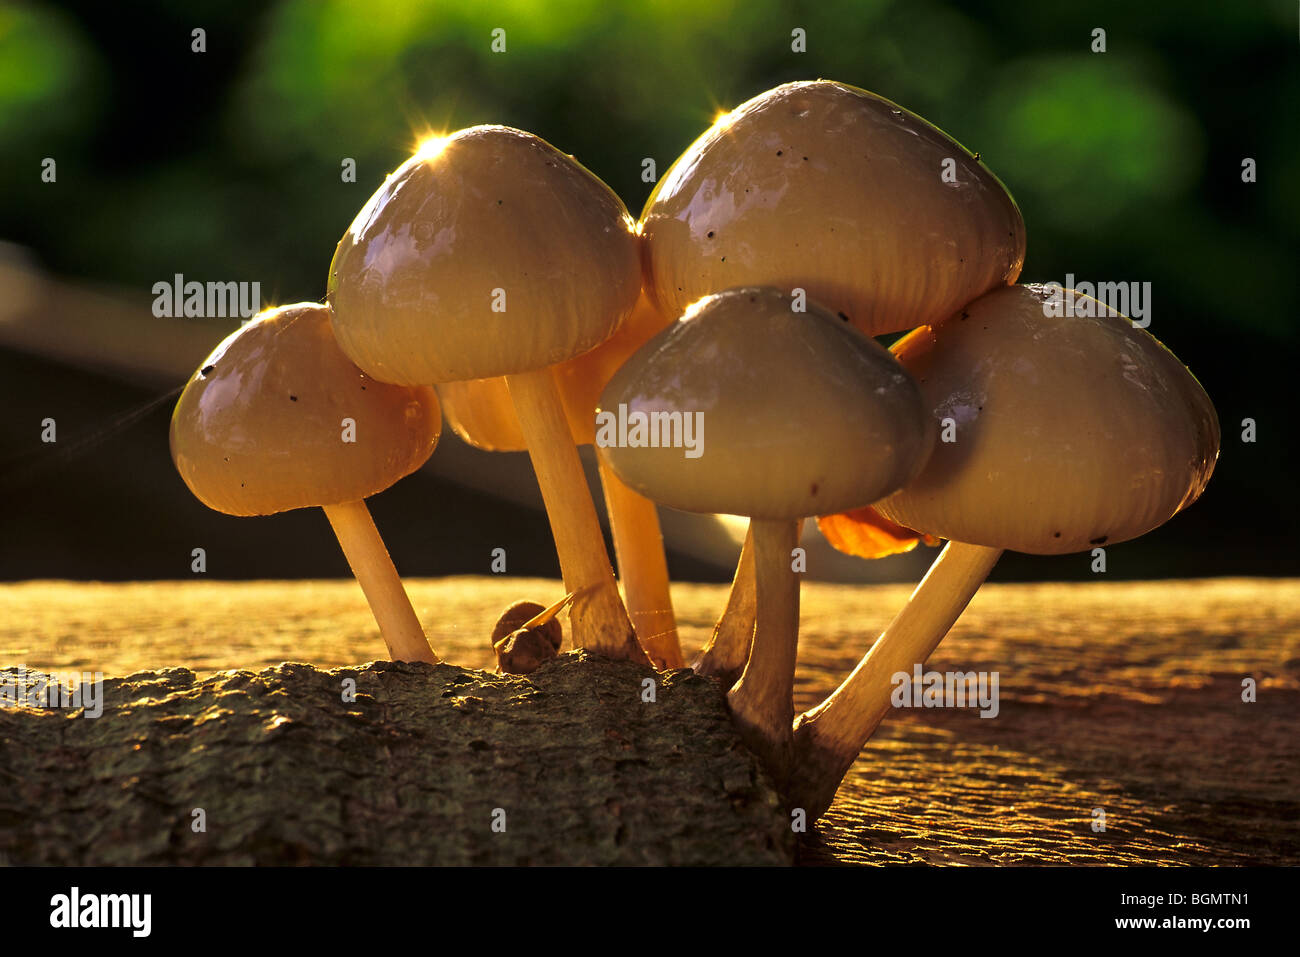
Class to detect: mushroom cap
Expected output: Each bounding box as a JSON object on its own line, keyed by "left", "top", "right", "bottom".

{"left": 328, "top": 125, "right": 641, "bottom": 385}
{"left": 597, "top": 287, "right": 934, "bottom": 520}
{"left": 437, "top": 293, "right": 673, "bottom": 450}
{"left": 170, "top": 303, "right": 440, "bottom": 517}
{"left": 640, "top": 80, "right": 1025, "bottom": 337}
{"left": 436, "top": 376, "right": 527, "bottom": 452}
{"left": 874, "top": 285, "right": 1220, "bottom": 554}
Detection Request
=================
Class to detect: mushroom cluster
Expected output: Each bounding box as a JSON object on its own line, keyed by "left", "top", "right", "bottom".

{"left": 169, "top": 80, "right": 1218, "bottom": 821}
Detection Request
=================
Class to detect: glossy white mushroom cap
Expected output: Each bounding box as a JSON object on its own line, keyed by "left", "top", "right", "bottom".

{"left": 170, "top": 303, "right": 440, "bottom": 516}
{"left": 641, "top": 80, "right": 1025, "bottom": 337}
{"left": 328, "top": 125, "right": 641, "bottom": 384}
{"left": 874, "top": 285, "right": 1220, "bottom": 553}
{"left": 598, "top": 287, "right": 934, "bottom": 520}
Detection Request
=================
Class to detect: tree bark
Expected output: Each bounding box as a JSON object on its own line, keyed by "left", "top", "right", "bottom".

{"left": 0, "top": 654, "right": 792, "bottom": 865}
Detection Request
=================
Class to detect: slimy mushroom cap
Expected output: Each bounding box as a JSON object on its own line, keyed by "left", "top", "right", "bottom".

{"left": 170, "top": 303, "right": 440, "bottom": 516}
{"left": 328, "top": 125, "right": 641, "bottom": 385}
{"left": 874, "top": 284, "right": 1220, "bottom": 554}
{"left": 641, "top": 80, "right": 1025, "bottom": 337}
{"left": 598, "top": 287, "right": 934, "bottom": 520}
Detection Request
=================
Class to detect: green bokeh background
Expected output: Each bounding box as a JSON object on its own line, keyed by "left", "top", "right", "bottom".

{"left": 1, "top": 0, "right": 1296, "bottom": 579}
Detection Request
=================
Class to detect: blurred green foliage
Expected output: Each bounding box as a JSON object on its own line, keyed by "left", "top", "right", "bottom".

{"left": 3, "top": 0, "right": 1296, "bottom": 338}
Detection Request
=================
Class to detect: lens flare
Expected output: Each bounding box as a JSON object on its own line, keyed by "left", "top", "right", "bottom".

{"left": 413, "top": 133, "right": 451, "bottom": 162}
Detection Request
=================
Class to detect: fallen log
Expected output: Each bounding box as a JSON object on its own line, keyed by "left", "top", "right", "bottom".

{"left": 0, "top": 652, "right": 792, "bottom": 865}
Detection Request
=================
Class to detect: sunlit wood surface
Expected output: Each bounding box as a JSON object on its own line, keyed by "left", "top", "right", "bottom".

{"left": 3, "top": 577, "right": 1296, "bottom": 865}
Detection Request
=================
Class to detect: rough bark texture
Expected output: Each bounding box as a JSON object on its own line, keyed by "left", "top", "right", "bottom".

{"left": 2, "top": 577, "right": 1296, "bottom": 865}
{"left": 0, "top": 653, "right": 792, "bottom": 865}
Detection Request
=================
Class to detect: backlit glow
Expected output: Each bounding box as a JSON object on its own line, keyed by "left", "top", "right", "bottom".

{"left": 414, "top": 133, "right": 451, "bottom": 162}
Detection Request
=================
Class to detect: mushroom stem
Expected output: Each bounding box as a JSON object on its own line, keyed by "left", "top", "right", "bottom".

{"left": 726, "top": 517, "right": 801, "bottom": 783}
{"left": 695, "top": 522, "right": 757, "bottom": 684}
{"left": 598, "top": 461, "right": 683, "bottom": 669}
{"left": 322, "top": 499, "right": 438, "bottom": 664}
{"left": 790, "top": 540, "right": 1002, "bottom": 818}
{"left": 505, "top": 367, "right": 649, "bottom": 664}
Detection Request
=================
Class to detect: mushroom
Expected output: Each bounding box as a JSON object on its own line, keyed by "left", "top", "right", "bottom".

{"left": 327, "top": 125, "right": 648, "bottom": 664}
{"left": 491, "top": 593, "right": 572, "bottom": 675}
{"left": 789, "top": 284, "right": 1220, "bottom": 818}
{"left": 640, "top": 79, "right": 1026, "bottom": 337}
{"left": 598, "top": 287, "right": 933, "bottom": 780}
{"left": 437, "top": 295, "right": 684, "bottom": 668}
{"left": 490, "top": 599, "right": 565, "bottom": 654}
{"left": 169, "top": 303, "right": 440, "bottom": 664}
{"left": 640, "top": 78, "right": 1024, "bottom": 677}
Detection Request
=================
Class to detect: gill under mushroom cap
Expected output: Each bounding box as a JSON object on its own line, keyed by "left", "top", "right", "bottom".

{"left": 598, "top": 287, "right": 934, "bottom": 520}
{"left": 874, "top": 284, "right": 1220, "bottom": 554}
{"left": 328, "top": 125, "right": 641, "bottom": 385}
{"left": 640, "top": 79, "right": 1025, "bottom": 338}
{"left": 170, "top": 303, "right": 440, "bottom": 517}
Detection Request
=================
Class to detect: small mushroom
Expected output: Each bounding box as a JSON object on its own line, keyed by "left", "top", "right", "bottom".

{"left": 328, "top": 125, "right": 648, "bottom": 664}
{"left": 790, "top": 284, "right": 1220, "bottom": 818}
{"left": 491, "top": 593, "right": 573, "bottom": 675}
{"left": 641, "top": 79, "right": 1025, "bottom": 337}
{"left": 170, "top": 303, "right": 440, "bottom": 664}
{"left": 598, "top": 287, "right": 933, "bottom": 781}
{"left": 439, "top": 295, "right": 683, "bottom": 668}
{"left": 491, "top": 599, "right": 563, "bottom": 653}
{"left": 494, "top": 628, "right": 557, "bottom": 675}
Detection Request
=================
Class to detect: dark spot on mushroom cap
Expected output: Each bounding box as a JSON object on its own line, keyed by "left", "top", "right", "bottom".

{"left": 776, "top": 150, "right": 783, "bottom": 156}
{"left": 720, "top": 256, "right": 726, "bottom": 262}
{"left": 289, "top": 395, "right": 298, "bottom": 402}
{"left": 200, "top": 365, "right": 215, "bottom": 376}
{"left": 1053, "top": 531, "right": 1061, "bottom": 538}
{"left": 802, "top": 156, "right": 809, "bottom": 161}
{"left": 960, "top": 311, "right": 969, "bottom": 321}
{"left": 707, "top": 230, "right": 714, "bottom": 238}
{"left": 837, "top": 311, "right": 850, "bottom": 322}
{"left": 497, "top": 199, "right": 502, "bottom": 205}
{"left": 810, "top": 482, "right": 819, "bottom": 495}
{"left": 1090, "top": 535, "right": 1108, "bottom": 545}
